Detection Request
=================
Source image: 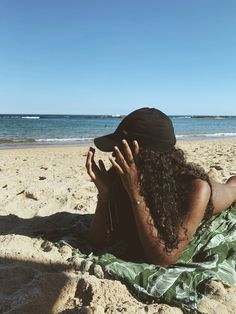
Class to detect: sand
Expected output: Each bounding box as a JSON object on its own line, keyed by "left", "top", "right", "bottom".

{"left": 0, "top": 139, "right": 236, "bottom": 314}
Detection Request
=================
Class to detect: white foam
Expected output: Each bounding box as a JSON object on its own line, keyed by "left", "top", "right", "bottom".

{"left": 176, "top": 133, "right": 236, "bottom": 138}
{"left": 204, "top": 133, "right": 236, "bottom": 137}
{"left": 36, "top": 137, "right": 93, "bottom": 142}
{"left": 22, "top": 116, "right": 40, "bottom": 119}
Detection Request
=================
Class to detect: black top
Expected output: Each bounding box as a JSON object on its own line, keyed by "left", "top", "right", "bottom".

{"left": 110, "top": 178, "right": 145, "bottom": 261}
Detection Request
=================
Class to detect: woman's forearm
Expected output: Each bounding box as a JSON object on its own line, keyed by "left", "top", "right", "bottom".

{"left": 88, "top": 197, "right": 111, "bottom": 247}
{"left": 130, "top": 195, "right": 177, "bottom": 266}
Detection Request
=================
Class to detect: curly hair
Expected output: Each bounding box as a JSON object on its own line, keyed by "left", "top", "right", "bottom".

{"left": 136, "top": 146, "right": 214, "bottom": 252}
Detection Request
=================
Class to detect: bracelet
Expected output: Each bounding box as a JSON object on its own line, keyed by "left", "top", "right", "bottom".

{"left": 133, "top": 199, "right": 145, "bottom": 206}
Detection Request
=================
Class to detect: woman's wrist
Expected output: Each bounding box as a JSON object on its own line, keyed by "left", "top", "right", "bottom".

{"left": 132, "top": 199, "right": 145, "bottom": 206}
{"left": 130, "top": 194, "right": 145, "bottom": 206}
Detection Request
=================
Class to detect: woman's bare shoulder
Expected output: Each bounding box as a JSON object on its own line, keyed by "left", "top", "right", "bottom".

{"left": 189, "top": 176, "right": 236, "bottom": 215}
{"left": 189, "top": 178, "right": 211, "bottom": 199}
{"left": 210, "top": 176, "right": 236, "bottom": 214}
{"left": 182, "top": 178, "right": 211, "bottom": 230}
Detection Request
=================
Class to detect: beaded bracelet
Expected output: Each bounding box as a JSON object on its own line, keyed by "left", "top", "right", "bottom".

{"left": 133, "top": 199, "right": 145, "bottom": 206}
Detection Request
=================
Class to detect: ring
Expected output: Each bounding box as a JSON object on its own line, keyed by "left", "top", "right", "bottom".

{"left": 129, "top": 159, "right": 135, "bottom": 164}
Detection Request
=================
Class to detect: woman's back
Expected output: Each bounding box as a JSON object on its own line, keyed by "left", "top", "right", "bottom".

{"left": 107, "top": 168, "right": 214, "bottom": 262}
{"left": 87, "top": 107, "right": 236, "bottom": 265}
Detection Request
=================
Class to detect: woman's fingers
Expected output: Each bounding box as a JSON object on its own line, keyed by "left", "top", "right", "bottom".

{"left": 98, "top": 159, "right": 106, "bottom": 173}
{"left": 90, "top": 147, "right": 95, "bottom": 162}
{"left": 113, "top": 146, "right": 129, "bottom": 171}
{"left": 88, "top": 147, "right": 101, "bottom": 173}
{"left": 86, "top": 151, "right": 96, "bottom": 180}
{"left": 121, "top": 139, "right": 135, "bottom": 165}
{"left": 86, "top": 147, "right": 100, "bottom": 179}
{"left": 86, "top": 147, "right": 108, "bottom": 180}
{"left": 109, "top": 156, "right": 124, "bottom": 175}
{"left": 85, "top": 147, "right": 93, "bottom": 169}
{"left": 133, "top": 140, "right": 139, "bottom": 157}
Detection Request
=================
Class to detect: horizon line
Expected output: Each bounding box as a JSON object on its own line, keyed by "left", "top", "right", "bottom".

{"left": 0, "top": 113, "right": 236, "bottom": 117}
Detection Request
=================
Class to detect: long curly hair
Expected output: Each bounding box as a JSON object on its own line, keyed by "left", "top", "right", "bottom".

{"left": 136, "top": 146, "right": 214, "bottom": 252}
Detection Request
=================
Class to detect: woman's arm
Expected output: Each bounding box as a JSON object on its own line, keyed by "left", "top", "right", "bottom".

{"left": 209, "top": 176, "right": 236, "bottom": 214}
{"left": 85, "top": 147, "right": 112, "bottom": 247}
{"left": 129, "top": 179, "right": 211, "bottom": 266}
{"left": 110, "top": 139, "right": 211, "bottom": 266}
{"left": 88, "top": 194, "right": 111, "bottom": 247}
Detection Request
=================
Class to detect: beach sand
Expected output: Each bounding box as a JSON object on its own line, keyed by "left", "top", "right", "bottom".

{"left": 0, "top": 139, "right": 236, "bottom": 314}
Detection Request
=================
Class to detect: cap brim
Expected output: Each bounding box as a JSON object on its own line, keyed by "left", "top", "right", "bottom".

{"left": 94, "top": 133, "right": 119, "bottom": 152}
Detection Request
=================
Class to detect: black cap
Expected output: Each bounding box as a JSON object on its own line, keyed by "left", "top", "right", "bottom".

{"left": 94, "top": 107, "right": 176, "bottom": 152}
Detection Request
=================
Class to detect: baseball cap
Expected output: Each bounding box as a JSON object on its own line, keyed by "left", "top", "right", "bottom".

{"left": 94, "top": 107, "right": 176, "bottom": 152}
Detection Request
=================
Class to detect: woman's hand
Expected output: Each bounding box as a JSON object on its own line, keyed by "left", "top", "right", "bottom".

{"left": 85, "top": 147, "right": 110, "bottom": 195}
{"left": 109, "top": 139, "right": 140, "bottom": 200}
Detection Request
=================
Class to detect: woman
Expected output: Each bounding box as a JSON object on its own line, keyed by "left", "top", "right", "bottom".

{"left": 86, "top": 108, "right": 236, "bottom": 266}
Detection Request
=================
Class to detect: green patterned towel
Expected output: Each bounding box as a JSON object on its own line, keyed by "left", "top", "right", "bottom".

{"left": 81, "top": 205, "right": 236, "bottom": 313}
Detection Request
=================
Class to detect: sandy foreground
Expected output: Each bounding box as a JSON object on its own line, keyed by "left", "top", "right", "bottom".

{"left": 0, "top": 139, "right": 236, "bottom": 314}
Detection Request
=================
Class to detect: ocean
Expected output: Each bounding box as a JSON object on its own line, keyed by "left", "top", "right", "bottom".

{"left": 0, "top": 114, "right": 236, "bottom": 148}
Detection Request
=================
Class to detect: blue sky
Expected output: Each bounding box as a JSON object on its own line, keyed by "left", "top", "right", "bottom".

{"left": 0, "top": 0, "right": 235, "bottom": 115}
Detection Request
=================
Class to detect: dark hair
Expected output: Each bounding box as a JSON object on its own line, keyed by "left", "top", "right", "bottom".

{"left": 136, "top": 146, "right": 213, "bottom": 252}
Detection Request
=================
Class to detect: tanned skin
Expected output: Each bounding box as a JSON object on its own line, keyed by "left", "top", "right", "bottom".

{"left": 86, "top": 140, "right": 236, "bottom": 266}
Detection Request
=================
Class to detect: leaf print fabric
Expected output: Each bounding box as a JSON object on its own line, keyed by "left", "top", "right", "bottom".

{"left": 83, "top": 205, "right": 236, "bottom": 313}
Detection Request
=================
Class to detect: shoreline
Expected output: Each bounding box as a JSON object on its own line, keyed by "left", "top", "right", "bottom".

{"left": 0, "top": 137, "right": 236, "bottom": 150}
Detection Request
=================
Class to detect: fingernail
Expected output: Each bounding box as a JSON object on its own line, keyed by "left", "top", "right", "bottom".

{"left": 114, "top": 146, "right": 118, "bottom": 150}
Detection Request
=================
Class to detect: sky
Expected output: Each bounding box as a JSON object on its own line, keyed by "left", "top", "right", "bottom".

{"left": 0, "top": 0, "right": 235, "bottom": 115}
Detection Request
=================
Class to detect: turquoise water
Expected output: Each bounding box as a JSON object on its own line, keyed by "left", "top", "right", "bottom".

{"left": 0, "top": 114, "right": 236, "bottom": 147}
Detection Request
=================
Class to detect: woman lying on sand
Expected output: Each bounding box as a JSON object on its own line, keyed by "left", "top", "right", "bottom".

{"left": 86, "top": 108, "right": 236, "bottom": 266}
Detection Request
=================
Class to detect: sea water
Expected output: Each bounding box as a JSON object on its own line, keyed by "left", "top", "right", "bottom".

{"left": 0, "top": 114, "right": 236, "bottom": 147}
